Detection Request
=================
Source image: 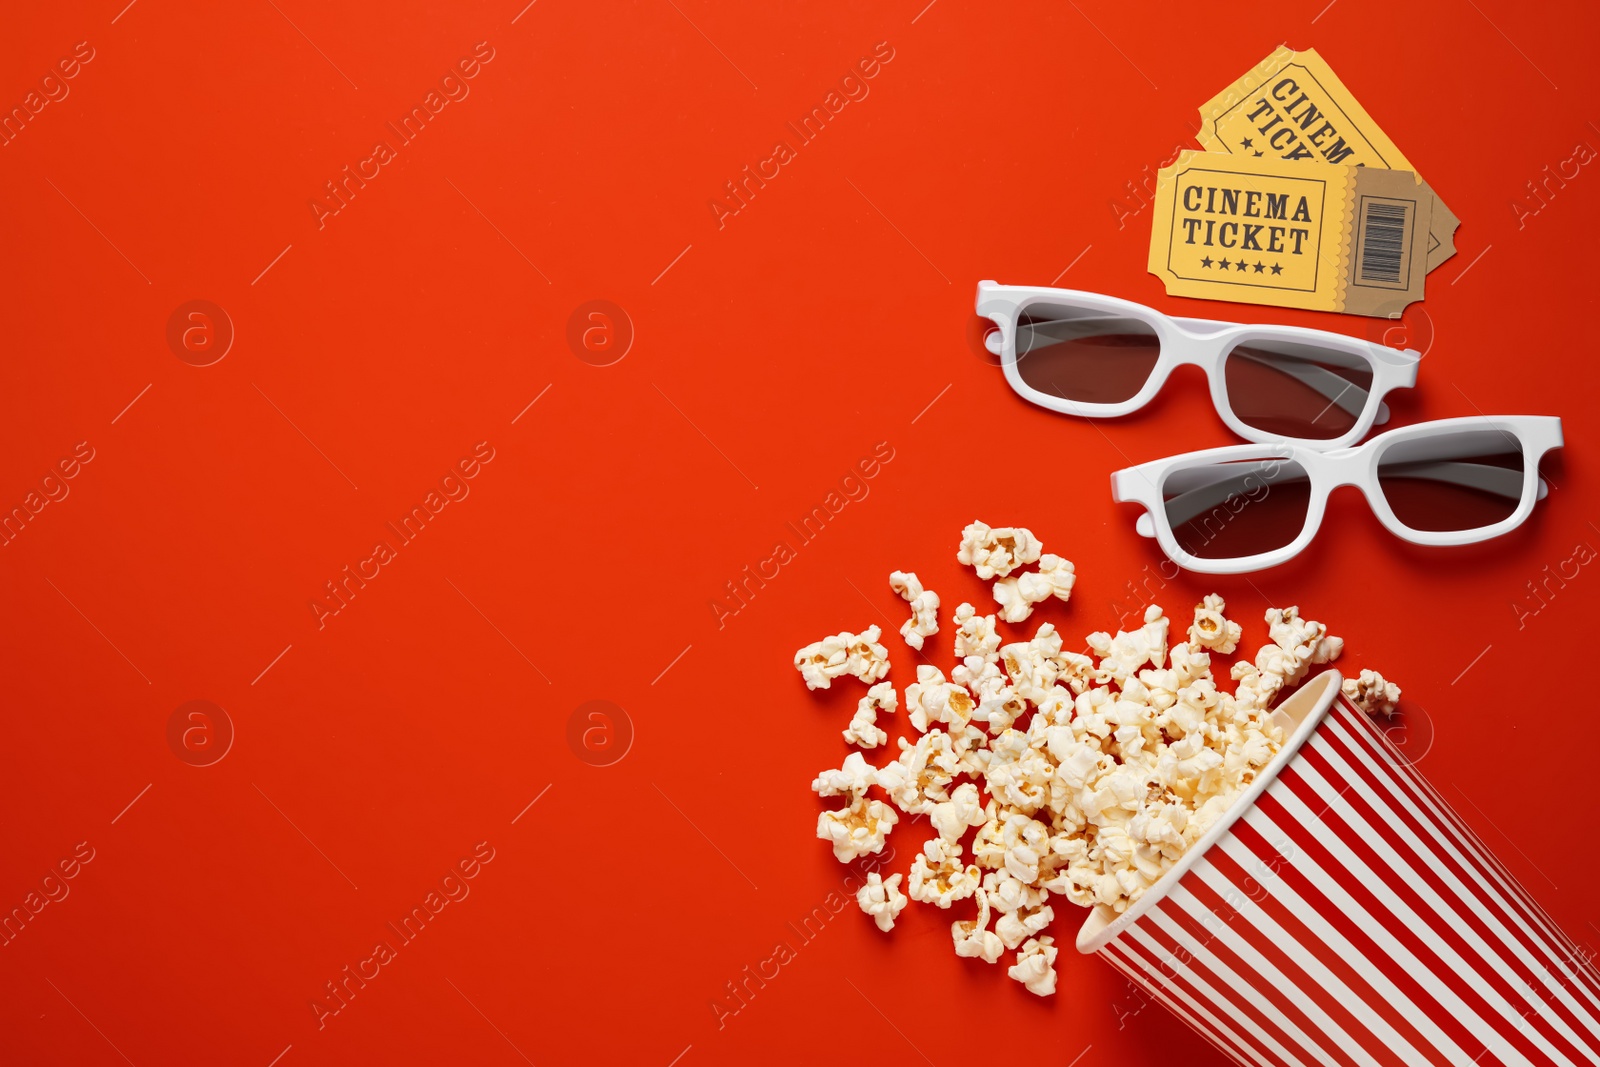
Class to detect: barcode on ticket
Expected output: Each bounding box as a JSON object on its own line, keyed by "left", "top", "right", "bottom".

{"left": 1353, "top": 196, "right": 1415, "bottom": 290}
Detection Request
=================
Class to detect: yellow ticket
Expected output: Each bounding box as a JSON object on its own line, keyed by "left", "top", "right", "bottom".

{"left": 1148, "top": 150, "right": 1432, "bottom": 317}
{"left": 1197, "top": 45, "right": 1458, "bottom": 273}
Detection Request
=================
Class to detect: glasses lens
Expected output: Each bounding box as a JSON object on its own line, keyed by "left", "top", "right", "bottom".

{"left": 1013, "top": 300, "right": 1160, "bottom": 405}
{"left": 1162, "top": 458, "right": 1312, "bottom": 560}
{"left": 1377, "top": 430, "right": 1525, "bottom": 532}
{"left": 1223, "top": 339, "right": 1376, "bottom": 440}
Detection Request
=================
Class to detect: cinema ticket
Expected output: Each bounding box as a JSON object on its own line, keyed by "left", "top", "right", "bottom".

{"left": 1197, "top": 45, "right": 1459, "bottom": 273}
{"left": 1148, "top": 150, "right": 1432, "bottom": 317}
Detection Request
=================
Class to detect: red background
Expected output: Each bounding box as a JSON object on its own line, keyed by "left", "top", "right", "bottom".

{"left": 1, "top": 2, "right": 1596, "bottom": 1064}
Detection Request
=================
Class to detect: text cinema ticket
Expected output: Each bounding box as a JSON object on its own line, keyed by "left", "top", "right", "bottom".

{"left": 1148, "top": 150, "right": 1433, "bottom": 317}
{"left": 1197, "top": 45, "right": 1459, "bottom": 273}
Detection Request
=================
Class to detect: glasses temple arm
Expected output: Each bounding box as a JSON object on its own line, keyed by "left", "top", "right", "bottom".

{"left": 1154, "top": 465, "right": 1306, "bottom": 531}
{"left": 1014, "top": 322, "right": 1388, "bottom": 425}
{"left": 1152, "top": 460, "right": 1529, "bottom": 533}
{"left": 1009, "top": 317, "right": 1126, "bottom": 352}
{"left": 1230, "top": 350, "right": 1380, "bottom": 422}
{"left": 1376, "top": 460, "right": 1537, "bottom": 500}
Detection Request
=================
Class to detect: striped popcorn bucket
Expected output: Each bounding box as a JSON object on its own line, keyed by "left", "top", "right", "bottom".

{"left": 1077, "top": 670, "right": 1600, "bottom": 1067}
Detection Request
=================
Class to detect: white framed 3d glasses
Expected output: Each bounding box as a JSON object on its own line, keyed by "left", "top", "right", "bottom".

{"left": 1110, "top": 416, "right": 1564, "bottom": 574}
{"left": 975, "top": 281, "right": 1423, "bottom": 450}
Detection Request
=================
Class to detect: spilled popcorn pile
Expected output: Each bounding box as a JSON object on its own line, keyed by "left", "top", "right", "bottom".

{"left": 795, "top": 522, "right": 1400, "bottom": 997}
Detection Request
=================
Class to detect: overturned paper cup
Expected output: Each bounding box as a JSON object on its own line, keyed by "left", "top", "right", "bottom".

{"left": 1078, "top": 670, "right": 1600, "bottom": 1067}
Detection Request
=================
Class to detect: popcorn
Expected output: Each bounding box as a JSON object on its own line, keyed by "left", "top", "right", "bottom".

{"left": 999, "top": 623, "right": 1065, "bottom": 705}
{"left": 793, "top": 626, "right": 890, "bottom": 690}
{"left": 843, "top": 682, "right": 896, "bottom": 749}
{"left": 1267, "top": 606, "right": 1344, "bottom": 668}
{"left": 844, "top": 626, "right": 893, "bottom": 684}
{"left": 987, "top": 751, "right": 1056, "bottom": 816}
{"left": 987, "top": 547, "right": 1075, "bottom": 623}
{"left": 904, "top": 665, "right": 975, "bottom": 732}
{"left": 997, "top": 811, "right": 1053, "bottom": 880}
{"left": 890, "top": 570, "right": 941, "bottom": 650}
{"left": 878, "top": 730, "right": 961, "bottom": 814}
{"left": 1343, "top": 669, "right": 1401, "bottom": 717}
{"left": 1048, "top": 732, "right": 1109, "bottom": 794}
{"left": 995, "top": 902, "right": 1054, "bottom": 951}
{"left": 811, "top": 751, "right": 879, "bottom": 798}
{"left": 951, "top": 889, "right": 1005, "bottom": 963}
{"left": 1055, "top": 649, "right": 1100, "bottom": 695}
{"left": 957, "top": 521, "right": 1042, "bottom": 579}
{"left": 981, "top": 868, "right": 1049, "bottom": 915}
{"left": 1189, "top": 593, "right": 1242, "bottom": 654}
{"left": 890, "top": 569, "right": 922, "bottom": 601}
{"left": 1037, "top": 553, "right": 1076, "bottom": 603}
{"left": 1233, "top": 606, "right": 1344, "bottom": 711}
{"left": 987, "top": 692, "right": 1031, "bottom": 736}
{"left": 1130, "top": 798, "right": 1192, "bottom": 861}
{"left": 908, "top": 838, "right": 981, "bottom": 908}
{"left": 856, "top": 872, "right": 908, "bottom": 932}
{"left": 929, "top": 782, "right": 987, "bottom": 843}
{"left": 1086, "top": 605, "right": 1169, "bottom": 684}
{"left": 952, "top": 656, "right": 1026, "bottom": 734}
{"left": 1007, "top": 936, "right": 1059, "bottom": 997}
{"left": 972, "top": 815, "right": 1007, "bottom": 873}
{"left": 1230, "top": 659, "right": 1280, "bottom": 713}
{"left": 953, "top": 603, "right": 1002, "bottom": 662}
{"left": 794, "top": 633, "right": 849, "bottom": 691}
{"left": 817, "top": 796, "right": 898, "bottom": 862}
{"left": 842, "top": 707, "right": 890, "bottom": 749}
{"left": 799, "top": 525, "right": 1388, "bottom": 996}
{"left": 993, "top": 571, "right": 1053, "bottom": 623}
{"left": 950, "top": 723, "right": 992, "bottom": 778}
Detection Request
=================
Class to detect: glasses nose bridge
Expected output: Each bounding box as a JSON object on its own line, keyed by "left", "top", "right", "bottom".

{"left": 1317, "top": 458, "right": 1369, "bottom": 500}
{"left": 1162, "top": 326, "right": 1226, "bottom": 380}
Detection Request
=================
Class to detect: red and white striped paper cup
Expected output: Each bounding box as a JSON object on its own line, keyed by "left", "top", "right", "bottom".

{"left": 1077, "top": 670, "right": 1600, "bottom": 1067}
